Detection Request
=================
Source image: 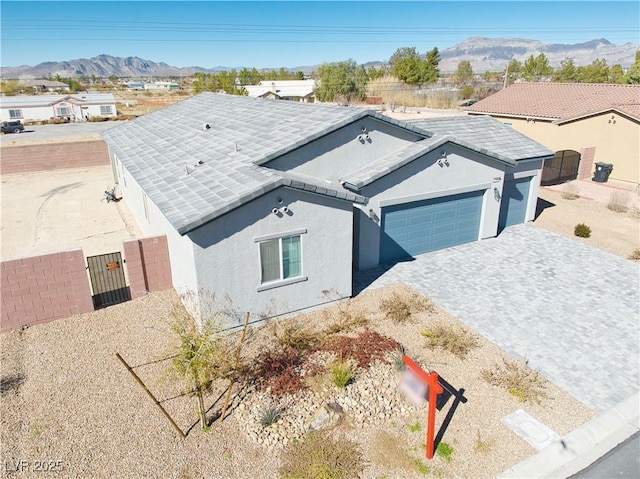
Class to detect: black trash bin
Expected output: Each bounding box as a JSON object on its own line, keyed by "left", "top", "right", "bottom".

{"left": 593, "top": 162, "right": 613, "bottom": 183}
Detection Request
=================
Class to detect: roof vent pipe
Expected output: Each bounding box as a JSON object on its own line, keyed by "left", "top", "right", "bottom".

{"left": 202, "top": 123, "right": 211, "bottom": 131}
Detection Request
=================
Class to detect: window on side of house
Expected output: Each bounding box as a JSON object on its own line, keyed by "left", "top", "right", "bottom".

{"left": 100, "top": 105, "right": 113, "bottom": 115}
{"left": 259, "top": 235, "right": 302, "bottom": 284}
{"left": 9, "top": 109, "right": 22, "bottom": 119}
{"left": 56, "top": 107, "right": 71, "bottom": 116}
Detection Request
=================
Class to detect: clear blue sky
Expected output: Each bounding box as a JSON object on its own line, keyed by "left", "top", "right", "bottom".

{"left": 1, "top": 1, "right": 638, "bottom": 69}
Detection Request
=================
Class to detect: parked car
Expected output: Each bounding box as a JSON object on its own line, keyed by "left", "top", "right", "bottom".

{"left": 1, "top": 120, "right": 24, "bottom": 134}
{"left": 459, "top": 99, "right": 478, "bottom": 107}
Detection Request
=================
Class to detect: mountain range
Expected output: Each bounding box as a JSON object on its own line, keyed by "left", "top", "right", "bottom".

{"left": 1, "top": 37, "right": 637, "bottom": 79}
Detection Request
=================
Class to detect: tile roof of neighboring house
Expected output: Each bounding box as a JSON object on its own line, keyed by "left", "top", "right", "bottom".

{"left": 0, "top": 93, "right": 116, "bottom": 108}
{"left": 102, "top": 93, "right": 552, "bottom": 235}
{"left": 465, "top": 82, "right": 640, "bottom": 122}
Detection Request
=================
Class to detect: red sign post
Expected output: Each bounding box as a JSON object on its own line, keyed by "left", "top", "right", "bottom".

{"left": 401, "top": 355, "right": 444, "bottom": 459}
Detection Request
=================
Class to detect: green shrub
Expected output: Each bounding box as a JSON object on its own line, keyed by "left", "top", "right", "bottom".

{"left": 460, "top": 85, "right": 475, "bottom": 99}
{"left": 279, "top": 432, "right": 364, "bottom": 479}
{"left": 259, "top": 405, "right": 282, "bottom": 427}
{"left": 574, "top": 223, "right": 591, "bottom": 238}
{"left": 436, "top": 442, "right": 454, "bottom": 463}
{"left": 330, "top": 359, "right": 354, "bottom": 388}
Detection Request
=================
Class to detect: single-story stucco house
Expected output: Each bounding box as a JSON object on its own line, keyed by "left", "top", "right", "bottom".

{"left": 466, "top": 82, "right": 640, "bottom": 186}
{"left": 244, "top": 80, "right": 317, "bottom": 103}
{"left": 102, "top": 93, "right": 552, "bottom": 325}
{"left": 0, "top": 93, "right": 117, "bottom": 123}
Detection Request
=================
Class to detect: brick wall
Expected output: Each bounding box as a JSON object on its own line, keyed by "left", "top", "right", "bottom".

{"left": 0, "top": 249, "right": 94, "bottom": 332}
{"left": 0, "top": 140, "right": 109, "bottom": 175}
{"left": 578, "top": 147, "right": 596, "bottom": 180}
{"left": 123, "top": 236, "right": 173, "bottom": 299}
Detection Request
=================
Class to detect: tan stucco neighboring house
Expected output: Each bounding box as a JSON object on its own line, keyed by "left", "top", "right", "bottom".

{"left": 244, "top": 80, "right": 317, "bottom": 103}
{"left": 466, "top": 83, "right": 640, "bottom": 186}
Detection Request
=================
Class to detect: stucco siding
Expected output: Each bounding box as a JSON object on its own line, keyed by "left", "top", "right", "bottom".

{"left": 265, "top": 118, "right": 423, "bottom": 185}
{"left": 356, "top": 144, "right": 507, "bottom": 270}
{"left": 187, "top": 187, "right": 353, "bottom": 326}
{"left": 486, "top": 114, "right": 639, "bottom": 185}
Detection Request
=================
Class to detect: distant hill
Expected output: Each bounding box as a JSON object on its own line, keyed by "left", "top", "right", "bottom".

{"left": 1, "top": 38, "right": 637, "bottom": 79}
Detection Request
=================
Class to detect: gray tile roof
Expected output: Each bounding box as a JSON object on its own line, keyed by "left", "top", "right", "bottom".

{"left": 102, "top": 93, "right": 370, "bottom": 234}
{"left": 102, "top": 94, "right": 551, "bottom": 235}
{"left": 407, "top": 115, "right": 554, "bottom": 162}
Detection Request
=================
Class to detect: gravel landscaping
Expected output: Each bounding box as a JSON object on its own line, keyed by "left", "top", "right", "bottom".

{"left": 1, "top": 285, "right": 594, "bottom": 478}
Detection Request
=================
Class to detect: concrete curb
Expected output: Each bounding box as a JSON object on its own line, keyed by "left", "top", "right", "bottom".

{"left": 498, "top": 392, "right": 640, "bottom": 479}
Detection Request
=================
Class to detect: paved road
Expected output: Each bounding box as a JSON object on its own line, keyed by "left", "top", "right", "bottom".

{"left": 355, "top": 223, "right": 640, "bottom": 413}
{"left": 571, "top": 431, "right": 640, "bottom": 478}
{"left": 0, "top": 121, "right": 121, "bottom": 146}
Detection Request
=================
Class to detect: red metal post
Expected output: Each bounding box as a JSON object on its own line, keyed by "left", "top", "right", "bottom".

{"left": 425, "top": 371, "right": 443, "bottom": 459}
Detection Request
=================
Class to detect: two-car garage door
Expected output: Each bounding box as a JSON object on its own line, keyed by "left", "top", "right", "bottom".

{"left": 380, "top": 190, "right": 484, "bottom": 263}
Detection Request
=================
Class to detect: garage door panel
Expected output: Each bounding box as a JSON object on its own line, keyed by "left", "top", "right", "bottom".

{"left": 380, "top": 190, "right": 483, "bottom": 263}
{"left": 499, "top": 177, "right": 531, "bottom": 231}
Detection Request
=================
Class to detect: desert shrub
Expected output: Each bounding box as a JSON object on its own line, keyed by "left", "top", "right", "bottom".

{"left": 574, "top": 223, "right": 591, "bottom": 238}
{"left": 271, "top": 323, "right": 318, "bottom": 352}
{"left": 607, "top": 191, "right": 629, "bottom": 213}
{"left": 460, "top": 85, "right": 474, "bottom": 99}
{"left": 254, "top": 349, "right": 306, "bottom": 398}
{"left": 322, "top": 329, "right": 401, "bottom": 368}
{"left": 421, "top": 324, "right": 479, "bottom": 360}
{"left": 88, "top": 116, "right": 110, "bottom": 122}
{"left": 259, "top": 405, "right": 282, "bottom": 427}
{"left": 321, "top": 291, "right": 369, "bottom": 334}
{"left": 380, "top": 290, "right": 433, "bottom": 323}
{"left": 561, "top": 183, "right": 580, "bottom": 200}
{"left": 628, "top": 248, "right": 640, "bottom": 261}
{"left": 329, "top": 359, "right": 354, "bottom": 388}
{"left": 481, "top": 359, "right": 548, "bottom": 404}
{"left": 279, "top": 432, "right": 364, "bottom": 479}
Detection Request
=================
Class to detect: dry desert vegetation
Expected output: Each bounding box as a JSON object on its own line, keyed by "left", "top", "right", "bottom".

{"left": 1, "top": 284, "right": 594, "bottom": 479}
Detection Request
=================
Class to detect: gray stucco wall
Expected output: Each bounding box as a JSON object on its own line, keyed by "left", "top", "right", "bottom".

{"left": 187, "top": 187, "right": 354, "bottom": 326}
{"left": 508, "top": 159, "right": 544, "bottom": 223}
{"left": 109, "top": 150, "right": 199, "bottom": 300}
{"left": 265, "top": 117, "right": 423, "bottom": 185}
{"left": 356, "top": 143, "right": 509, "bottom": 270}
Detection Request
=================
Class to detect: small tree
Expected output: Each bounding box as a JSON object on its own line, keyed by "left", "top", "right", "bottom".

{"left": 168, "top": 301, "right": 233, "bottom": 429}
{"left": 626, "top": 51, "right": 640, "bottom": 84}
{"left": 455, "top": 60, "right": 474, "bottom": 87}
{"left": 522, "top": 53, "right": 553, "bottom": 81}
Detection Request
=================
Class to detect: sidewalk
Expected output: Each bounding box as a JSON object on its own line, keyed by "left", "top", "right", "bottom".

{"left": 498, "top": 392, "right": 640, "bottom": 478}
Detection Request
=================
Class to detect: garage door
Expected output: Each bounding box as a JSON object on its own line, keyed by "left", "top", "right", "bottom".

{"left": 498, "top": 177, "right": 532, "bottom": 231}
{"left": 380, "top": 190, "right": 483, "bottom": 263}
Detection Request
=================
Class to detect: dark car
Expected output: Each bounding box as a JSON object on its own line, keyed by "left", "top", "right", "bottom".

{"left": 1, "top": 120, "right": 24, "bottom": 134}
{"left": 459, "top": 99, "right": 478, "bottom": 107}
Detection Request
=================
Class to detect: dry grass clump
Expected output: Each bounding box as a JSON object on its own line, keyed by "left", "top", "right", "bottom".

{"left": 271, "top": 322, "right": 319, "bottom": 352}
{"left": 367, "top": 75, "right": 460, "bottom": 109}
{"left": 628, "top": 248, "right": 640, "bottom": 261}
{"left": 279, "top": 432, "right": 365, "bottom": 479}
{"left": 474, "top": 430, "right": 496, "bottom": 454}
{"left": 607, "top": 191, "right": 629, "bottom": 213}
{"left": 380, "top": 290, "right": 434, "bottom": 323}
{"left": 561, "top": 182, "right": 580, "bottom": 200}
{"left": 321, "top": 291, "right": 369, "bottom": 334}
{"left": 421, "top": 324, "right": 480, "bottom": 359}
{"left": 481, "top": 359, "right": 548, "bottom": 404}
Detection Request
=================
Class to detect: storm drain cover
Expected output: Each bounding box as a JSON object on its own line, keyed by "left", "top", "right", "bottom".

{"left": 502, "top": 409, "right": 560, "bottom": 450}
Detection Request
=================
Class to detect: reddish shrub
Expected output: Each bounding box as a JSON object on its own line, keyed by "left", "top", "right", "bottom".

{"left": 322, "top": 328, "right": 400, "bottom": 368}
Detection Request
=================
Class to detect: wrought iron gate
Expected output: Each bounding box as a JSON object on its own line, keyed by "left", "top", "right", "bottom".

{"left": 86, "top": 252, "right": 131, "bottom": 309}
{"left": 540, "top": 150, "right": 581, "bottom": 186}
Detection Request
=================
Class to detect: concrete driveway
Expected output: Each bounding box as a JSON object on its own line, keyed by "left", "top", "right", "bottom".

{"left": 355, "top": 224, "right": 640, "bottom": 413}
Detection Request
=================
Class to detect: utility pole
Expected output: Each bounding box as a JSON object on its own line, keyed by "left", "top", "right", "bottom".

{"left": 503, "top": 61, "right": 510, "bottom": 90}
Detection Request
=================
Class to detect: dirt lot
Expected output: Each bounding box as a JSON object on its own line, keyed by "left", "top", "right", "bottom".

{"left": 0, "top": 166, "right": 141, "bottom": 261}
{"left": 534, "top": 187, "right": 640, "bottom": 260}
{"left": 0, "top": 286, "right": 594, "bottom": 479}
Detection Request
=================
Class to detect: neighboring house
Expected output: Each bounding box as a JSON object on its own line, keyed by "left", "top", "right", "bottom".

{"left": 102, "top": 93, "right": 551, "bottom": 325}
{"left": 466, "top": 83, "right": 640, "bottom": 186}
{"left": 244, "top": 80, "right": 317, "bottom": 102}
{"left": 143, "top": 81, "right": 180, "bottom": 91}
{"left": 20, "top": 79, "right": 71, "bottom": 93}
{"left": 0, "top": 93, "right": 117, "bottom": 122}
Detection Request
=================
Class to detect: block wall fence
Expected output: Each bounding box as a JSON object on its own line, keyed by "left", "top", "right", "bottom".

{"left": 0, "top": 140, "right": 109, "bottom": 175}
{"left": 0, "top": 235, "right": 172, "bottom": 332}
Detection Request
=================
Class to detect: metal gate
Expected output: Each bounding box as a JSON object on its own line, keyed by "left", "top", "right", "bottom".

{"left": 86, "top": 252, "right": 131, "bottom": 309}
{"left": 540, "top": 150, "right": 581, "bottom": 186}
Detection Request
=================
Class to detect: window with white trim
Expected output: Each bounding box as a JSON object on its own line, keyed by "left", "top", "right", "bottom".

{"left": 100, "top": 105, "right": 113, "bottom": 115}
{"left": 56, "top": 107, "right": 71, "bottom": 116}
{"left": 259, "top": 235, "right": 302, "bottom": 284}
{"left": 9, "top": 109, "right": 22, "bottom": 119}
